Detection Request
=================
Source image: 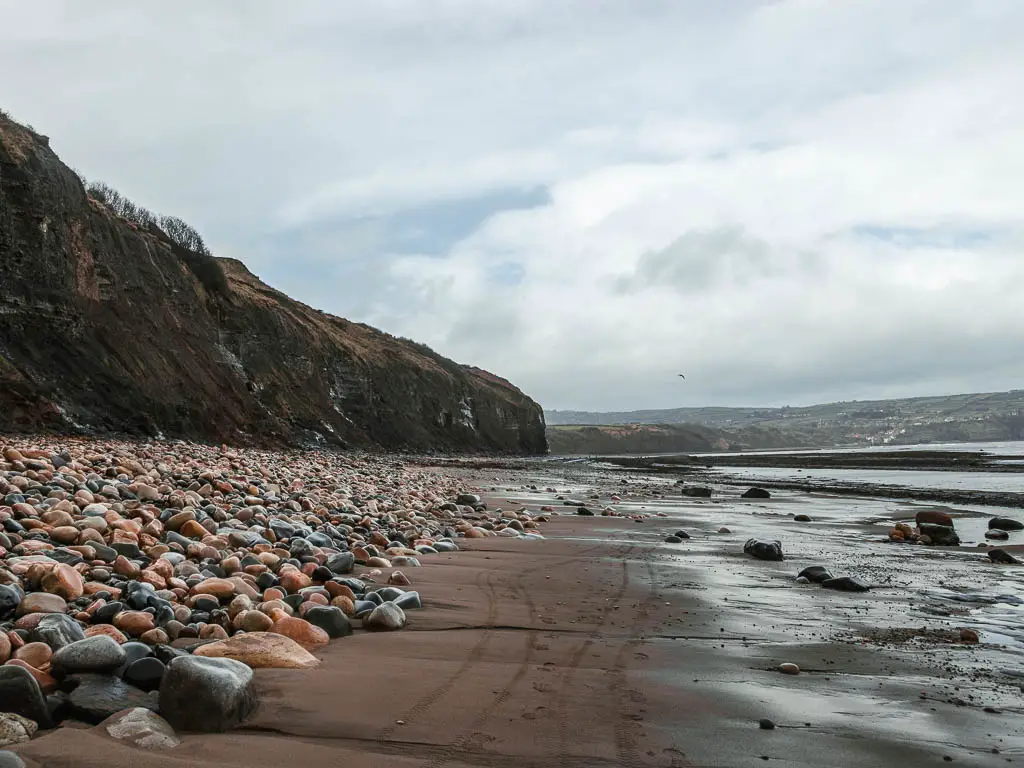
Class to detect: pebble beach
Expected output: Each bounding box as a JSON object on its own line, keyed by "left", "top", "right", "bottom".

{"left": 3, "top": 439, "right": 1024, "bottom": 767}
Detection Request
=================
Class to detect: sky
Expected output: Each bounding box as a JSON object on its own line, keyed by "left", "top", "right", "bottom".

{"left": 2, "top": 1, "right": 1023, "bottom": 412}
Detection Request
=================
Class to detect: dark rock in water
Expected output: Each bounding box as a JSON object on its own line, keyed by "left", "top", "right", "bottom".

{"left": 681, "top": 487, "right": 712, "bottom": 498}
{"left": 664, "top": 535, "right": 684, "bottom": 544}
{"left": 742, "top": 487, "right": 771, "bottom": 499}
{"left": 988, "top": 549, "right": 1021, "bottom": 564}
{"left": 576, "top": 508, "right": 595, "bottom": 516}
{"left": 797, "top": 566, "right": 834, "bottom": 583}
{"left": 743, "top": 538, "right": 784, "bottom": 561}
{"left": 67, "top": 673, "right": 158, "bottom": 725}
{"left": 759, "top": 718, "right": 775, "bottom": 730}
{"left": 822, "top": 576, "right": 870, "bottom": 592}
{"left": 919, "top": 523, "right": 961, "bottom": 547}
{"left": 123, "top": 657, "right": 167, "bottom": 692}
{"left": 303, "top": 606, "right": 352, "bottom": 639}
{"left": 30, "top": 614, "right": 85, "bottom": 650}
{"left": 51, "top": 636, "right": 126, "bottom": 675}
{"left": 985, "top": 529, "right": 1010, "bottom": 541}
{"left": 159, "top": 656, "right": 256, "bottom": 733}
{"left": 989, "top": 517, "right": 1024, "bottom": 531}
{"left": 0, "top": 665, "right": 52, "bottom": 728}
{"left": 456, "top": 494, "right": 481, "bottom": 506}
{"left": 793, "top": 514, "right": 812, "bottom": 523}
{"left": 673, "top": 530, "right": 691, "bottom": 539}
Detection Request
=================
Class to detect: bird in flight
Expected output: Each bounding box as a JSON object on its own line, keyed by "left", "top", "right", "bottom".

{"left": 678, "top": 374, "right": 686, "bottom": 379}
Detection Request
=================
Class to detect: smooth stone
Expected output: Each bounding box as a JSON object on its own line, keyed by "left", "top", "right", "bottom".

{"left": 103, "top": 706, "right": 181, "bottom": 749}
{"left": 373, "top": 587, "right": 405, "bottom": 602}
{"left": 822, "top": 576, "right": 870, "bottom": 592}
{"left": 985, "top": 529, "right": 1010, "bottom": 541}
{"left": 988, "top": 549, "right": 1021, "bottom": 564}
{"left": 743, "top": 538, "right": 784, "bottom": 562}
{"left": 363, "top": 602, "right": 406, "bottom": 631}
{"left": 673, "top": 531, "right": 690, "bottom": 539}
{"left": 575, "top": 508, "right": 595, "bottom": 516}
{"left": 742, "top": 488, "right": 771, "bottom": 499}
{"left": 123, "top": 657, "right": 167, "bottom": 692}
{"left": 30, "top": 613, "right": 85, "bottom": 650}
{"left": 916, "top": 510, "right": 954, "bottom": 527}
{"left": 797, "top": 566, "right": 834, "bottom": 584}
{"left": 664, "top": 536, "right": 684, "bottom": 544}
{"left": 0, "top": 665, "right": 51, "bottom": 728}
{"left": 325, "top": 552, "right": 355, "bottom": 575}
{"left": 391, "top": 591, "right": 422, "bottom": 610}
{"left": 302, "top": 606, "right": 352, "bottom": 639}
{"left": 0, "top": 751, "right": 26, "bottom": 768}
{"left": 681, "top": 487, "right": 712, "bottom": 497}
{"left": 50, "top": 635, "right": 126, "bottom": 675}
{"left": 792, "top": 514, "right": 812, "bottom": 523}
{"left": 353, "top": 600, "right": 375, "bottom": 618}
{"left": 0, "top": 587, "right": 23, "bottom": 619}
{"left": 194, "top": 632, "right": 320, "bottom": 669}
{"left": 16, "top": 592, "right": 67, "bottom": 616}
{"left": 759, "top": 718, "right": 775, "bottom": 730}
{"left": 778, "top": 663, "right": 800, "bottom": 675}
{"left": 455, "top": 494, "right": 481, "bottom": 506}
{"left": 0, "top": 713, "right": 36, "bottom": 747}
{"left": 989, "top": 517, "right": 1024, "bottom": 531}
{"left": 67, "top": 673, "right": 158, "bottom": 724}
{"left": 159, "top": 656, "right": 257, "bottom": 732}
{"left": 919, "top": 523, "right": 960, "bottom": 547}
{"left": 269, "top": 617, "right": 329, "bottom": 650}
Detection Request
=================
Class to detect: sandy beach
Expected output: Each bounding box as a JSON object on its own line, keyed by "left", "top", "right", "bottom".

{"left": 3, "top": 451, "right": 1022, "bottom": 767}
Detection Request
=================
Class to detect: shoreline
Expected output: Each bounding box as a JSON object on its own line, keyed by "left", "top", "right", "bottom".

{"left": 6, "top": 441, "right": 1024, "bottom": 766}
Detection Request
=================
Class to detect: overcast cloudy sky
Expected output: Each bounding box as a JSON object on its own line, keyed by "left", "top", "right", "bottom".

{"left": 3, "top": 1, "right": 1023, "bottom": 412}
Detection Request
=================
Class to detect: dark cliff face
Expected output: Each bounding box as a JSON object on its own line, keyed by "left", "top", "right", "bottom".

{"left": 0, "top": 115, "right": 547, "bottom": 453}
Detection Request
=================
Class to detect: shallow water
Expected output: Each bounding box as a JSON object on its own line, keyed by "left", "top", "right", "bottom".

{"left": 713, "top": 465, "right": 1024, "bottom": 493}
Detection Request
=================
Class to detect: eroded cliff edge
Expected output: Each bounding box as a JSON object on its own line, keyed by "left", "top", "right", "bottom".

{"left": 0, "top": 115, "right": 546, "bottom": 453}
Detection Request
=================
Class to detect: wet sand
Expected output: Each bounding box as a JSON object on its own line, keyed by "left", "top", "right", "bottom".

{"left": 14, "top": 467, "right": 1024, "bottom": 767}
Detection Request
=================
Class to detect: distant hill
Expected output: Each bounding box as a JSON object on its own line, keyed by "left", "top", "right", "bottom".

{"left": 546, "top": 390, "right": 1024, "bottom": 453}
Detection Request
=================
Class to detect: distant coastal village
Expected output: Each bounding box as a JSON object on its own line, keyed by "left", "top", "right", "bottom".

{"left": 546, "top": 390, "right": 1024, "bottom": 454}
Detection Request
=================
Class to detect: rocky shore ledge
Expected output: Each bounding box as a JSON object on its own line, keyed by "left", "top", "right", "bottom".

{"left": 0, "top": 438, "right": 546, "bottom": 759}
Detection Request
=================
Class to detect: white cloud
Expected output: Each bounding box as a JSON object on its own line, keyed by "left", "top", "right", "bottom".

{"left": 2, "top": 0, "right": 1023, "bottom": 411}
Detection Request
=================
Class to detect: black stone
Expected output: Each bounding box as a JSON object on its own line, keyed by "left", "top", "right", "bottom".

{"left": 985, "top": 529, "right": 1010, "bottom": 541}
{"left": 822, "top": 576, "right": 870, "bottom": 592}
{"left": 303, "top": 606, "right": 352, "bottom": 639}
{"left": 742, "top": 488, "right": 771, "bottom": 499}
{"left": 326, "top": 552, "right": 355, "bottom": 575}
{"left": 193, "top": 596, "right": 220, "bottom": 613}
{"left": 114, "top": 642, "right": 155, "bottom": 676}
{"left": 988, "top": 549, "right": 1021, "bottom": 564}
{"left": 392, "top": 591, "right": 422, "bottom": 610}
{"left": 159, "top": 656, "right": 256, "bottom": 732}
{"left": 0, "top": 665, "right": 52, "bottom": 728}
{"left": 94, "top": 601, "right": 124, "bottom": 624}
{"left": 759, "top": 718, "right": 775, "bottom": 730}
{"left": 989, "top": 517, "right": 1024, "bottom": 531}
{"left": 681, "top": 487, "right": 712, "bottom": 498}
{"left": 353, "top": 600, "right": 376, "bottom": 618}
{"left": 0, "top": 586, "right": 22, "bottom": 619}
{"left": 919, "top": 523, "right": 961, "bottom": 547}
{"left": 152, "top": 645, "right": 189, "bottom": 666}
{"left": 744, "top": 538, "right": 784, "bottom": 561}
{"left": 30, "top": 614, "right": 85, "bottom": 650}
{"left": 664, "top": 536, "right": 684, "bottom": 543}
{"left": 282, "top": 594, "right": 304, "bottom": 611}
{"left": 123, "top": 657, "right": 167, "bottom": 692}
{"left": 797, "top": 566, "right": 834, "bottom": 584}
{"left": 673, "top": 531, "right": 691, "bottom": 539}
{"left": 67, "top": 673, "right": 158, "bottom": 725}
{"left": 793, "top": 514, "right": 812, "bottom": 522}
{"left": 364, "top": 591, "right": 384, "bottom": 606}
{"left": 576, "top": 508, "right": 595, "bottom": 516}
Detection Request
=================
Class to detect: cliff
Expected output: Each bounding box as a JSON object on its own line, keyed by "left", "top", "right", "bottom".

{"left": 0, "top": 114, "right": 546, "bottom": 453}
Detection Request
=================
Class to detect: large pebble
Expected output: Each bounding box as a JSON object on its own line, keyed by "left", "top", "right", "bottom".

{"left": 51, "top": 635, "right": 126, "bottom": 675}
{"left": 194, "top": 631, "right": 320, "bottom": 669}
{"left": 363, "top": 602, "right": 406, "bottom": 631}
{"left": 0, "top": 713, "right": 36, "bottom": 748}
{"left": 103, "top": 707, "right": 181, "bottom": 749}
{"left": 0, "top": 665, "right": 52, "bottom": 727}
{"left": 159, "top": 656, "right": 257, "bottom": 732}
